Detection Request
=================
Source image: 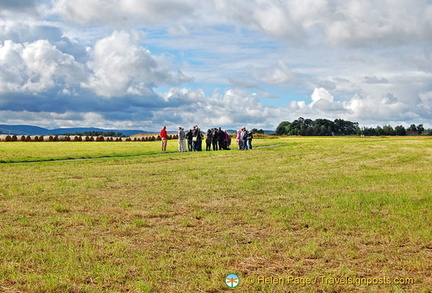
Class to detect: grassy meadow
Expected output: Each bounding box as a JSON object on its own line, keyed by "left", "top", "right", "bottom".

{"left": 0, "top": 136, "right": 431, "bottom": 292}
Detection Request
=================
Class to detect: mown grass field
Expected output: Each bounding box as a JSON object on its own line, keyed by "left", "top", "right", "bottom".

{"left": 0, "top": 137, "right": 431, "bottom": 292}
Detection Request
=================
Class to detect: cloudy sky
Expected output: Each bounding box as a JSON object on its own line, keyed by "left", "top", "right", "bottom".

{"left": 1, "top": 0, "right": 432, "bottom": 131}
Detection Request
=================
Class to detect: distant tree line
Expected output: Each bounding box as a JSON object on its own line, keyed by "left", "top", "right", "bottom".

{"left": 251, "top": 128, "right": 265, "bottom": 134}
{"left": 61, "top": 131, "right": 126, "bottom": 137}
{"left": 361, "top": 124, "right": 425, "bottom": 136}
{"left": 276, "top": 118, "right": 359, "bottom": 136}
{"left": 276, "top": 117, "right": 431, "bottom": 136}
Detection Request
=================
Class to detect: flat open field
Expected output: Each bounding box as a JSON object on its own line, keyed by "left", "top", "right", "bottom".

{"left": 0, "top": 137, "right": 431, "bottom": 292}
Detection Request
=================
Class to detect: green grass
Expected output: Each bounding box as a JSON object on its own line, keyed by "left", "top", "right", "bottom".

{"left": 0, "top": 138, "right": 280, "bottom": 163}
{"left": 0, "top": 141, "right": 164, "bottom": 163}
{"left": 0, "top": 136, "right": 431, "bottom": 292}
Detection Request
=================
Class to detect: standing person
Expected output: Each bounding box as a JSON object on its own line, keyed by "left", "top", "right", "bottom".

{"left": 225, "top": 130, "right": 231, "bottom": 150}
{"left": 198, "top": 126, "right": 203, "bottom": 151}
{"left": 206, "top": 129, "right": 213, "bottom": 151}
{"left": 212, "top": 128, "right": 218, "bottom": 151}
{"left": 160, "top": 126, "right": 168, "bottom": 151}
{"left": 192, "top": 125, "right": 202, "bottom": 151}
{"left": 224, "top": 130, "right": 230, "bottom": 150}
{"left": 236, "top": 129, "right": 243, "bottom": 150}
{"left": 185, "top": 129, "right": 193, "bottom": 152}
{"left": 178, "top": 127, "right": 186, "bottom": 152}
{"left": 241, "top": 127, "right": 248, "bottom": 150}
{"left": 217, "top": 127, "right": 225, "bottom": 150}
{"left": 192, "top": 125, "right": 197, "bottom": 151}
{"left": 247, "top": 129, "right": 253, "bottom": 149}
{"left": 181, "top": 128, "right": 187, "bottom": 152}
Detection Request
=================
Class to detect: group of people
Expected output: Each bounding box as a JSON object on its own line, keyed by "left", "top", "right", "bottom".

{"left": 160, "top": 125, "right": 253, "bottom": 152}
{"left": 236, "top": 127, "right": 253, "bottom": 150}
{"left": 179, "top": 126, "right": 232, "bottom": 152}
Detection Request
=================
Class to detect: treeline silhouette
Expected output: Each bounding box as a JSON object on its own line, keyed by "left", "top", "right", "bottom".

{"left": 276, "top": 117, "right": 429, "bottom": 136}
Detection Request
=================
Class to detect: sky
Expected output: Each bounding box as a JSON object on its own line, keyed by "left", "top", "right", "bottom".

{"left": 1, "top": 0, "right": 432, "bottom": 131}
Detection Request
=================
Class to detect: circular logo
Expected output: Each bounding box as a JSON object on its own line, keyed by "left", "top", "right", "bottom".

{"left": 225, "top": 273, "right": 240, "bottom": 288}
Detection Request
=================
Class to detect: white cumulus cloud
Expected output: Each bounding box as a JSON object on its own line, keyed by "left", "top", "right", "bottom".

{"left": 0, "top": 39, "right": 85, "bottom": 94}
{"left": 1, "top": 0, "right": 432, "bottom": 130}
{"left": 83, "top": 30, "right": 191, "bottom": 98}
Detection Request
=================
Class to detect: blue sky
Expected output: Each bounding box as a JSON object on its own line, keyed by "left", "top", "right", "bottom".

{"left": 1, "top": 0, "right": 432, "bottom": 131}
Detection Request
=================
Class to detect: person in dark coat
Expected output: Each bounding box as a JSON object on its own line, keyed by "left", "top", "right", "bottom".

{"left": 212, "top": 128, "right": 218, "bottom": 150}
{"left": 206, "top": 129, "right": 213, "bottom": 151}
{"left": 185, "top": 129, "right": 193, "bottom": 152}
{"left": 192, "top": 125, "right": 202, "bottom": 151}
{"left": 217, "top": 127, "right": 225, "bottom": 150}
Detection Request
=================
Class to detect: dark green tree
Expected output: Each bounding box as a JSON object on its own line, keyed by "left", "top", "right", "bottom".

{"left": 334, "top": 119, "right": 358, "bottom": 135}
{"left": 408, "top": 124, "right": 417, "bottom": 132}
{"left": 417, "top": 124, "right": 424, "bottom": 134}
{"left": 395, "top": 125, "right": 406, "bottom": 136}
{"left": 375, "top": 126, "right": 383, "bottom": 136}
{"left": 275, "top": 121, "right": 291, "bottom": 135}
{"left": 382, "top": 125, "right": 396, "bottom": 135}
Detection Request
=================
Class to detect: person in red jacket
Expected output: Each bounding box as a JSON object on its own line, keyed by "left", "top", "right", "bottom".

{"left": 160, "top": 126, "right": 168, "bottom": 151}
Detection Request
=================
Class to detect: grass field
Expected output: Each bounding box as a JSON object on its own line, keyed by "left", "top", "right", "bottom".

{"left": 0, "top": 137, "right": 431, "bottom": 292}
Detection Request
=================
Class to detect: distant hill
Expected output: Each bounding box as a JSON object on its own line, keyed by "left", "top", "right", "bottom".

{"left": 226, "top": 129, "right": 275, "bottom": 135}
{"left": 0, "top": 125, "right": 49, "bottom": 135}
{"left": 0, "top": 124, "right": 148, "bottom": 136}
{"left": 0, "top": 124, "right": 276, "bottom": 136}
